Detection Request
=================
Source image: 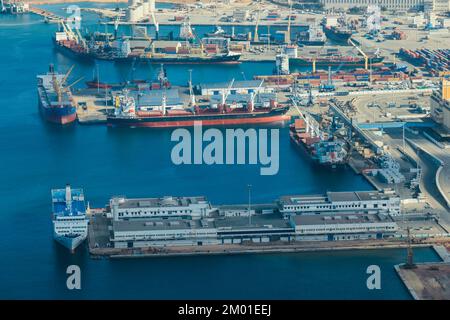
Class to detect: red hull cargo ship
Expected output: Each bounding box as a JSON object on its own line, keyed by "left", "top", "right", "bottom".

{"left": 107, "top": 91, "right": 290, "bottom": 128}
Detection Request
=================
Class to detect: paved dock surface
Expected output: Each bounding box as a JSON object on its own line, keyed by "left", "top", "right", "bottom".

{"left": 396, "top": 262, "right": 450, "bottom": 300}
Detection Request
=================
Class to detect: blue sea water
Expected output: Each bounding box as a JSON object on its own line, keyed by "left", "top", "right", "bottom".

{"left": 0, "top": 5, "right": 441, "bottom": 299}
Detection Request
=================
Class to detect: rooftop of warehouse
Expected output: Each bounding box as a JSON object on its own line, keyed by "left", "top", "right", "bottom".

{"left": 214, "top": 214, "right": 292, "bottom": 230}
{"left": 111, "top": 196, "right": 210, "bottom": 209}
{"left": 292, "top": 213, "right": 395, "bottom": 226}
{"left": 112, "top": 218, "right": 214, "bottom": 232}
{"left": 279, "top": 191, "right": 397, "bottom": 205}
{"left": 126, "top": 88, "right": 183, "bottom": 107}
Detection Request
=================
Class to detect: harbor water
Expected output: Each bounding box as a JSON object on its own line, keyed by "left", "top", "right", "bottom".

{"left": 0, "top": 5, "right": 441, "bottom": 299}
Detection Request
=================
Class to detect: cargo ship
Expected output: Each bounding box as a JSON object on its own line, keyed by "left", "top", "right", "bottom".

{"left": 117, "top": 51, "right": 242, "bottom": 65}
{"left": 86, "top": 64, "right": 171, "bottom": 90}
{"left": 297, "top": 25, "right": 326, "bottom": 46}
{"left": 37, "top": 64, "right": 77, "bottom": 125}
{"left": 290, "top": 54, "right": 384, "bottom": 67}
{"left": 322, "top": 25, "right": 352, "bottom": 44}
{"left": 53, "top": 25, "right": 93, "bottom": 61}
{"left": 290, "top": 118, "right": 348, "bottom": 167}
{"left": 51, "top": 185, "right": 89, "bottom": 252}
{"left": 107, "top": 90, "right": 290, "bottom": 128}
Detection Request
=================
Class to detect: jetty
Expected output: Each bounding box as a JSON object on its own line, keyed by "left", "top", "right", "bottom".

{"left": 28, "top": 6, "right": 63, "bottom": 23}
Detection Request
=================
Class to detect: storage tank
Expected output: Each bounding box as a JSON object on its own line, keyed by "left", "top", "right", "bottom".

{"left": 276, "top": 54, "right": 289, "bottom": 75}
{"left": 142, "top": 0, "right": 149, "bottom": 15}
{"left": 127, "top": 7, "right": 139, "bottom": 22}
{"left": 148, "top": 0, "right": 155, "bottom": 13}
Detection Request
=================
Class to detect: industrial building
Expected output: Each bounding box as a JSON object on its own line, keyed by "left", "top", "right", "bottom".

{"left": 126, "top": 0, "right": 156, "bottom": 23}
{"left": 290, "top": 213, "right": 398, "bottom": 241}
{"left": 108, "top": 195, "right": 215, "bottom": 220}
{"left": 431, "top": 77, "right": 450, "bottom": 133}
{"left": 318, "top": 0, "right": 449, "bottom": 12}
{"left": 103, "top": 192, "right": 400, "bottom": 249}
{"left": 126, "top": 89, "right": 184, "bottom": 111}
{"left": 278, "top": 191, "right": 401, "bottom": 217}
{"left": 111, "top": 218, "right": 219, "bottom": 248}
{"left": 195, "top": 79, "right": 269, "bottom": 96}
{"left": 209, "top": 92, "right": 277, "bottom": 109}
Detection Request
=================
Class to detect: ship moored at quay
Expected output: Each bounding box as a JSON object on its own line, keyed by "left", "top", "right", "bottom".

{"left": 37, "top": 64, "right": 77, "bottom": 125}
{"left": 107, "top": 89, "right": 290, "bottom": 128}
{"left": 51, "top": 185, "right": 89, "bottom": 252}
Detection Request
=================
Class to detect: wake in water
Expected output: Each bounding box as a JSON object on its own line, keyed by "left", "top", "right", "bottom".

{"left": 0, "top": 19, "right": 45, "bottom": 27}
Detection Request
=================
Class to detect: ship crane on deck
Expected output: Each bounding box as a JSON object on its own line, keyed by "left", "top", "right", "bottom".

{"left": 249, "top": 79, "right": 264, "bottom": 112}
{"left": 291, "top": 97, "right": 322, "bottom": 139}
{"left": 221, "top": 78, "right": 235, "bottom": 107}
{"left": 348, "top": 38, "right": 369, "bottom": 70}
{"left": 150, "top": 7, "right": 159, "bottom": 39}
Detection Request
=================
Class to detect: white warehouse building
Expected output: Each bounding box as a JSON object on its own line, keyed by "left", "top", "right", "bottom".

{"left": 111, "top": 218, "right": 219, "bottom": 248}
{"left": 279, "top": 191, "right": 401, "bottom": 217}
{"left": 290, "top": 213, "right": 398, "bottom": 241}
{"left": 318, "top": 0, "right": 447, "bottom": 12}
{"left": 109, "top": 196, "right": 215, "bottom": 220}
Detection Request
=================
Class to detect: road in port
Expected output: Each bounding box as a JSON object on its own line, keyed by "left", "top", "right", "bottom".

{"left": 406, "top": 133, "right": 450, "bottom": 229}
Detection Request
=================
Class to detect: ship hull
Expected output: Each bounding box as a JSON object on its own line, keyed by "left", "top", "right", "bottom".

{"left": 298, "top": 40, "right": 326, "bottom": 46}
{"left": 54, "top": 232, "right": 87, "bottom": 252}
{"left": 53, "top": 38, "right": 94, "bottom": 62}
{"left": 289, "top": 57, "right": 384, "bottom": 67}
{"left": 289, "top": 131, "right": 347, "bottom": 168}
{"left": 322, "top": 27, "right": 352, "bottom": 44}
{"left": 115, "top": 53, "right": 241, "bottom": 65}
{"left": 38, "top": 91, "right": 77, "bottom": 125}
{"left": 108, "top": 107, "right": 291, "bottom": 128}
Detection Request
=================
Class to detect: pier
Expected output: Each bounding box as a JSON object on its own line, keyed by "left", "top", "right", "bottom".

{"left": 28, "top": 6, "right": 63, "bottom": 23}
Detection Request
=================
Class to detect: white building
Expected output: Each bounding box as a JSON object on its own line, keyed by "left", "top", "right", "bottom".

{"left": 320, "top": 0, "right": 424, "bottom": 12}
{"left": 112, "top": 218, "right": 219, "bottom": 248}
{"left": 291, "top": 213, "right": 398, "bottom": 241}
{"left": 126, "top": 0, "right": 156, "bottom": 23}
{"left": 278, "top": 191, "right": 401, "bottom": 217}
{"left": 197, "top": 80, "right": 269, "bottom": 96}
{"left": 109, "top": 196, "right": 215, "bottom": 220}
